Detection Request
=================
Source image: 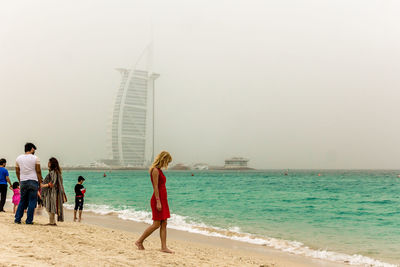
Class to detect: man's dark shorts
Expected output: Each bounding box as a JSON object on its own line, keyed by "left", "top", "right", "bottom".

{"left": 74, "top": 197, "right": 84, "bottom": 211}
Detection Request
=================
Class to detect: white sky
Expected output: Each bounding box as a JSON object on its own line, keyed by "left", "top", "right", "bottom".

{"left": 1, "top": 0, "right": 399, "bottom": 169}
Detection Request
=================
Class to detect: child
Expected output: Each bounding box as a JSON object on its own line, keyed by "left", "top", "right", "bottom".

{"left": 74, "top": 176, "right": 86, "bottom": 222}
{"left": 12, "top": 182, "right": 20, "bottom": 214}
{"left": 34, "top": 188, "right": 43, "bottom": 216}
{"left": 37, "top": 188, "right": 43, "bottom": 208}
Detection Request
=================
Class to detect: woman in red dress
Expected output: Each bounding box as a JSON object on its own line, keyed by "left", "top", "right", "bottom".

{"left": 135, "top": 151, "right": 173, "bottom": 253}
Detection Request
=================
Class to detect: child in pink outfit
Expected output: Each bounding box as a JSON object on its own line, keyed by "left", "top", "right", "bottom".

{"left": 12, "top": 182, "right": 20, "bottom": 214}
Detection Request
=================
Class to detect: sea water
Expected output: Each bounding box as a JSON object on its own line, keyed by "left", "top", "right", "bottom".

{"left": 29, "top": 170, "right": 400, "bottom": 266}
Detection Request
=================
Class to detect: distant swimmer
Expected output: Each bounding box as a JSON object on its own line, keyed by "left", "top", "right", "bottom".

{"left": 103, "top": 173, "right": 107, "bottom": 177}
{"left": 318, "top": 173, "right": 321, "bottom": 177}
{"left": 191, "top": 173, "right": 194, "bottom": 176}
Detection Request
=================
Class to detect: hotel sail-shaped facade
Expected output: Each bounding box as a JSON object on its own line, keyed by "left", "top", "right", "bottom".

{"left": 109, "top": 68, "right": 159, "bottom": 167}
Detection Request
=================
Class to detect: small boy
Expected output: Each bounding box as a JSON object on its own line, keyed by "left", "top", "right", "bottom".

{"left": 74, "top": 176, "right": 86, "bottom": 222}
{"left": 0, "top": 158, "right": 12, "bottom": 212}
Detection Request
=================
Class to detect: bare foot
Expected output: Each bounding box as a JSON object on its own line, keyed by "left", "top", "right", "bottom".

{"left": 135, "top": 241, "right": 145, "bottom": 250}
{"left": 160, "top": 248, "right": 174, "bottom": 254}
{"left": 78, "top": 219, "right": 81, "bottom": 222}
{"left": 73, "top": 218, "right": 76, "bottom": 222}
{"left": 45, "top": 223, "right": 57, "bottom": 226}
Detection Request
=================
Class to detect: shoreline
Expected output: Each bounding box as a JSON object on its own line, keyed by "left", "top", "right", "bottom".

{"left": 0, "top": 201, "right": 349, "bottom": 267}
{"left": 62, "top": 202, "right": 397, "bottom": 267}
{"left": 63, "top": 208, "right": 349, "bottom": 267}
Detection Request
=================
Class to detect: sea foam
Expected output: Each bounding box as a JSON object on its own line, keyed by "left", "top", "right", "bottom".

{"left": 63, "top": 203, "right": 398, "bottom": 267}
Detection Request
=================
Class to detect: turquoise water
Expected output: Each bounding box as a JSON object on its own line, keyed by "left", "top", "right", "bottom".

{"left": 11, "top": 170, "right": 400, "bottom": 265}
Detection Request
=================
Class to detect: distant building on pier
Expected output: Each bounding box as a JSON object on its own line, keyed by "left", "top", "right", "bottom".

{"left": 224, "top": 157, "right": 250, "bottom": 169}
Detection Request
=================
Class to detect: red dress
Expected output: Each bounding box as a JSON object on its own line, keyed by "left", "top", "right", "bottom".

{"left": 150, "top": 168, "right": 170, "bottom": 220}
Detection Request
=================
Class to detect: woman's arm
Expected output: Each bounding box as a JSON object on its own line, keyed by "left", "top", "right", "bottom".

{"left": 41, "top": 173, "right": 54, "bottom": 188}
{"left": 151, "top": 168, "right": 162, "bottom": 211}
{"left": 58, "top": 173, "right": 65, "bottom": 192}
{"left": 58, "top": 173, "right": 67, "bottom": 202}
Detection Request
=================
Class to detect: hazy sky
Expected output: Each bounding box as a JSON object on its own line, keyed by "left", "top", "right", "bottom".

{"left": 1, "top": 0, "right": 399, "bottom": 169}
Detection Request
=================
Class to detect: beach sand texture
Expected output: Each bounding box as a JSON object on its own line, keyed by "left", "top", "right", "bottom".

{"left": 0, "top": 205, "right": 349, "bottom": 267}
{"left": 0, "top": 211, "right": 275, "bottom": 267}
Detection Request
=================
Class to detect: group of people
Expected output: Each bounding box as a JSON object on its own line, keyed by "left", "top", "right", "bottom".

{"left": 0, "top": 143, "right": 86, "bottom": 225}
{"left": 1, "top": 143, "right": 174, "bottom": 253}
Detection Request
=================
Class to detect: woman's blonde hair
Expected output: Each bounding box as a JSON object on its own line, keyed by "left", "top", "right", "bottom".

{"left": 150, "top": 151, "right": 172, "bottom": 171}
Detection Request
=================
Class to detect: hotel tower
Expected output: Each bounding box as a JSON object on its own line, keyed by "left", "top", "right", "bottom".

{"left": 109, "top": 67, "right": 160, "bottom": 167}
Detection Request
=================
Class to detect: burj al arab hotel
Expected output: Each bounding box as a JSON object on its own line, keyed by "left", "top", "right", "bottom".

{"left": 108, "top": 48, "right": 159, "bottom": 167}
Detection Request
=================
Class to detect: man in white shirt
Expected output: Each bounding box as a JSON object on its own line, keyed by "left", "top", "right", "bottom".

{"left": 14, "top": 143, "right": 43, "bottom": 224}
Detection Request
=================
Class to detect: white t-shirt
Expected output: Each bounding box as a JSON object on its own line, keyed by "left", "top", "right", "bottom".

{"left": 16, "top": 154, "right": 40, "bottom": 182}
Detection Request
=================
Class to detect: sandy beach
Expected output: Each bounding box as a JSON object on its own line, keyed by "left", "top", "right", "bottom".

{"left": 0, "top": 202, "right": 349, "bottom": 267}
